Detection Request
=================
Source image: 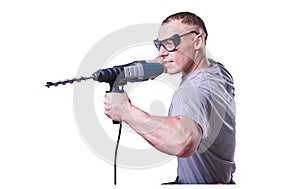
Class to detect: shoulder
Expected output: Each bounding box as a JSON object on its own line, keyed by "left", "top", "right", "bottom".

{"left": 208, "top": 58, "right": 234, "bottom": 83}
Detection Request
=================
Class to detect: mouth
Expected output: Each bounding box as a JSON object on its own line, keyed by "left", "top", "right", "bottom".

{"left": 163, "top": 61, "right": 173, "bottom": 66}
{"left": 161, "top": 61, "right": 172, "bottom": 73}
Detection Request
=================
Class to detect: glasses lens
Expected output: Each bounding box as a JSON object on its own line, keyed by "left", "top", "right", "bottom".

{"left": 162, "top": 38, "right": 176, "bottom": 52}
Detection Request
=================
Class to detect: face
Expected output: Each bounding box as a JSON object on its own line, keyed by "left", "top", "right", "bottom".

{"left": 155, "top": 20, "right": 201, "bottom": 75}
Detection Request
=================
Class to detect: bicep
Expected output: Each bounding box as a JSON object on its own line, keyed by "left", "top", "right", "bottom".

{"left": 175, "top": 116, "right": 203, "bottom": 158}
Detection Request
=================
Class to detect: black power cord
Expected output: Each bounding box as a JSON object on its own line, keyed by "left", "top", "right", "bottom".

{"left": 114, "top": 122, "right": 123, "bottom": 185}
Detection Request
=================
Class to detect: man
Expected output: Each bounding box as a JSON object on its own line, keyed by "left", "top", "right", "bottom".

{"left": 103, "top": 12, "right": 236, "bottom": 184}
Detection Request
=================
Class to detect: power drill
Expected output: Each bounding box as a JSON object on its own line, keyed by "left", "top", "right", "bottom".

{"left": 45, "top": 60, "right": 163, "bottom": 93}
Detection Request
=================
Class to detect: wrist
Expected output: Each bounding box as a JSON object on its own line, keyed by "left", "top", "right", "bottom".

{"left": 120, "top": 103, "right": 134, "bottom": 122}
{"left": 121, "top": 104, "right": 151, "bottom": 125}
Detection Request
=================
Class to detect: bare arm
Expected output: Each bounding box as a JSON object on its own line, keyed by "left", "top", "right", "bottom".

{"left": 104, "top": 92, "right": 202, "bottom": 158}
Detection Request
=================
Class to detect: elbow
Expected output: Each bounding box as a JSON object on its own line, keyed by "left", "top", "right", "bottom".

{"left": 176, "top": 148, "right": 193, "bottom": 158}
{"left": 175, "top": 131, "right": 202, "bottom": 158}
{"left": 144, "top": 116, "right": 203, "bottom": 158}
{"left": 175, "top": 139, "right": 199, "bottom": 158}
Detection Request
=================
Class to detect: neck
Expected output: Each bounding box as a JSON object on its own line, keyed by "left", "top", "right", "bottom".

{"left": 183, "top": 51, "right": 210, "bottom": 76}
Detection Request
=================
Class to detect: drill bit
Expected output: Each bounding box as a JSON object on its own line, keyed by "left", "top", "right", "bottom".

{"left": 45, "top": 76, "right": 93, "bottom": 88}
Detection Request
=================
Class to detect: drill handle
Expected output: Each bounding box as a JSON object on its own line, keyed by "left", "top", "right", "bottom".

{"left": 107, "top": 82, "right": 124, "bottom": 124}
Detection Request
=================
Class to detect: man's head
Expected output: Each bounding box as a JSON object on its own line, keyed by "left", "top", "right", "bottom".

{"left": 154, "top": 12, "right": 208, "bottom": 75}
{"left": 162, "top": 12, "right": 208, "bottom": 44}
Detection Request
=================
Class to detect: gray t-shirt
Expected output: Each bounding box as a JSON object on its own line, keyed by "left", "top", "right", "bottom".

{"left": 168, "top": 59, "right": 236, "bottom": 184}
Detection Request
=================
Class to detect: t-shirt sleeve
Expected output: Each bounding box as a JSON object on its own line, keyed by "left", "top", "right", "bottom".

{"left": 169, "top": 86, "right": 211, "bottom": 138}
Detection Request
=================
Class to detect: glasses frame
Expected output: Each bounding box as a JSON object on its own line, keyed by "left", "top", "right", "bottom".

{"left": 153, "top": 31, "right": 199, "bottom": 52}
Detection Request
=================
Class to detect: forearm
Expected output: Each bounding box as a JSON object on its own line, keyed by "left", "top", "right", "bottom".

{"left": 122, "top": 104, "right": 202, "bottom": 157}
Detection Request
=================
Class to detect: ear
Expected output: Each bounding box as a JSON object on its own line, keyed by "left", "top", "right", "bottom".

{"left": 194, "top": 34, "right": 204, "bottom": 50}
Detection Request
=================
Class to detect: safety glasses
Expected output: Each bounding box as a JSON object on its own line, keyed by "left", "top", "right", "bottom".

{"left": 153, "top": 31, "right": 199, "bottom": 52}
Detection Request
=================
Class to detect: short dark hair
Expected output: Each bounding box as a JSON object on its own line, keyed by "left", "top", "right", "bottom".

{"left": 162, "top": 12, "right": 208, "bottom": 43}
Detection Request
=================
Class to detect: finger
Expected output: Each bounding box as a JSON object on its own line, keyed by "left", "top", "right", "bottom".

{"left": 104, "top": 100, "right": 112, "bottom": 109}
{"left": 103, "top": 94, "right": 112, "bottom": 104}
{"left": 104, "top": 107, "right": 112, "bottom": 118}
{"left": 104, "top": 106, "right": 110, "bottom": 112}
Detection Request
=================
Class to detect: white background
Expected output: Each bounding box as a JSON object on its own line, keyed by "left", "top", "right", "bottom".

{"left": 1, "top": 0, "right": 300, "bottom": 188}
